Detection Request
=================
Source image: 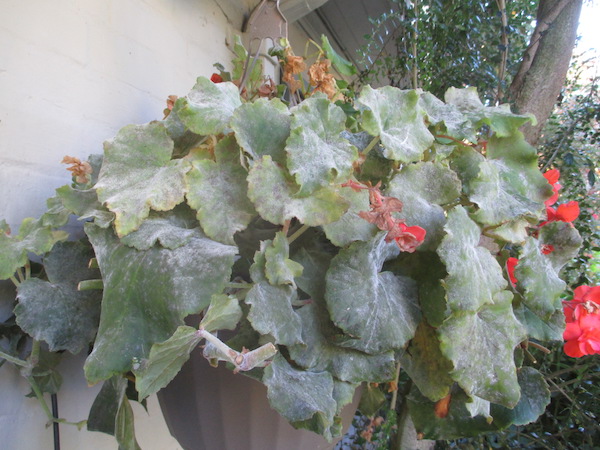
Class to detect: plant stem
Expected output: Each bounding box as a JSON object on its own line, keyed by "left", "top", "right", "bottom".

{"left": 0, "top": 350, "right": 28, "bottom": 367}
{"left": 527, "top": 341, "right": 551, "bottom": 354}
{"left": 9, "top": 275, "right": 20, "bottom": 287}
{"left": 223, "top": 282, "right": 253, "bottom": 289}
{"left": 77, "top": 279, "right": 104, "bottom": 291}
{"left": 390, "top": 362, "right": 402, "bottom": 411}
{"left": 362, "top": 136, "right": 380, "bottom": 158}
{"left": 287, "top": 224, "right": 310, "bottom": 245}
{"left": 28, "top": 376, "right": 56, "bottom": 424}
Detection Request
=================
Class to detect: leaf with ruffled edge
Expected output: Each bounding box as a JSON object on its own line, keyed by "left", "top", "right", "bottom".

{"left": 14, "top": 241, "right": 101, "bottom": 354}
{"left": 0, "top": 218, "right": 66, "bottom": 280}
{"left": 539, "top": 221, "right": 582, "bottom": 271}
{"left": 467, "top": 134, "right": 552, "bottom": 228}
{"left": 357, "top": 86, "right": 434, "bottom": 163}
{"left": 286, "top": 96, "right": 358, "bottom": 195}
{"left": 173, "top": 77, "right": 241, "bottom": 135}
{"left": 437, "top": 206, "right": 508, "bottom": 312}
{"left": 387, "top": 162, "right": 461, "bottom": 250}
{"left": 83, "top": 223, "right": 236, "bottom": 384}
{"left": 133, "top": 325, "right": 202, "bottom": 401}
{"left": 438, "top": 293, "right": 526, "bottom": 408}
{"left": 399, "top": 321, "right": 454, "bottom": 401}
{"left": 245, "top": 245, "right": 303, "bottom": 346}
{"left": 55, "top": 186, "right": 115, "bottom": 228}
{"left": 445, "top": 87, "right": 535, "bottom": 137}
{"left": 95, "top": 122, "right": 190, "bottom": 237}
{"left": 323, "top": 186, "right": 377, "bottom": 247}
{"left": 232, "top": 98, "right": 290, "bottom": 165}
{"left": 514, "top": 303, "right": 565, "bottom": 341}
{"left": 247, "top": 155, "right": 348, "bottom": 226}
{"left": 186, "top": 136, "right": 255, "bottom": 245}
{"left": 263, "top": 354, "right": 339, "bottom": 441}
{"left": 288, "top": 299, "right": 395, "bottom": 384}
{"left": 515, "top": 238, "right": 566, "bottom": 320}
{"left": 325, "top": 233, "right": 421, "bottom": 354}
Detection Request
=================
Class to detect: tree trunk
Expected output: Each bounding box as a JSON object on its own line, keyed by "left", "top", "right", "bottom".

{"left": 508, "top": 0, "right": 583, "bottom": 145}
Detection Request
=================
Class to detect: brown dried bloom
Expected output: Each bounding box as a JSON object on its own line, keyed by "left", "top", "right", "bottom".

{"left": 282, "top": 48, "right": 306, "bottom": 94}
{"left": 163, "top": 95, "right": 178, "bottom": 118}
{"left": 62, "top": 156, "right": 92, "bottom": 184}
{"left": 308, "top": 59, "right": 337, "bottom": 99}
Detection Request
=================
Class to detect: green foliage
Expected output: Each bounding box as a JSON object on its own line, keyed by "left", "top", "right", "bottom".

{"left": 0, "top": 39, "right": 582, "bottom": 447}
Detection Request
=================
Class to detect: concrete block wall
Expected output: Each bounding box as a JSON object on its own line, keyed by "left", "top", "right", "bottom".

{"left": 0, "top": 1, "right": 310, "bottom": 448}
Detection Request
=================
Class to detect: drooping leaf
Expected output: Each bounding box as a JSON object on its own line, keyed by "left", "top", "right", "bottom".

{"left": 490, "top": 367, "right": 550, "bottom": 428}
{"left": 232, "top": 98, "right": 290, "bottom": 165}
{"left": 245, "top": 248, "right": 303, "bottom": 346}
{"left": 437, "top": 206, "right": 507, "bottom": 312}
{"left": 264, "top": 231, "right": 303, "bottom": 287}
{"left": 387, "top": 162, "right": 461, "bottom": 249}
{"left": 321, "top": 35, "right": 357, "bottom": 77}
{"left": 173, "top": 77, "right": 241, "bottom": 135}
{"left": 357, "top": 86, "right": 434, "bottom": 163}
{"left": 0, "top": 218, "right": 65, "bottom": 280}
{"left": 263, "top": 354, "right": 338, "bottom": 441}
{"left": 288, "top": 300, "right": 396, "bottom": 383}
{"left": 84, "top": 224, "right": 236, "bottom": 384}
{"left": 467, "top": 134, "right": 552, "bottom": 227}
{"left": 95, "top": 122, "right": 190, "bottom": 237}
{"left": 358, "top": 384, "right": 387, "bottom": 417}
{"left": 247, "top": 155, "right": 348, "bottom": 226}
{"left": 438, "top": 295, "right": 526, "bottom": 408}
{"left": 186, "top": 136, "right": 255, "bottom": 245}
{"left": 514, "top": 303, "right": 565, "bottom": 341}
{"left": 286, "top": 96, "right": 358, "bottom": 194}
{"left": 399, "top": 321, "right": 454, "bottom": 401}
{"left": 322, "top": 185, "right": 377, "bottom": 247}
{"left": 133, "top": 325, "right": 202, "bottom": 400}
{"left": 325, "top": 233, "right": 421, "bottom": 354}
{"left": 200, "top": 294, "right": 242, "bottom": 332}
{"left": 88, "top": 376, "right": 128, "bottom": 435}
{"left": 14, "top": 241, "right": 101, "bottom": 354}
{"left": 115, "top": 395, "right": 141, "bottom": 450}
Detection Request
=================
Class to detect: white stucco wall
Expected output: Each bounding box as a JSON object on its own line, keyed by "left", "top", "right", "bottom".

{"left": 0, "top": 1, "right": 310, "bottom": 448}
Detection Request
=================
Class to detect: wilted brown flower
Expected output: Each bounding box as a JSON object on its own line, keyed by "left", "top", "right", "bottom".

{"left": 308, "top": 59, "right": 337, "bottom": 99}
{"left": 282, "top": 48, "right": 306, "bottom": 94}
{"left": 62, "top": 156, "right": 92, "bottom": 184}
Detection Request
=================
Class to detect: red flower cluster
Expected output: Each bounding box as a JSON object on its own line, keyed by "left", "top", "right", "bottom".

{"left": 540, "top": 169, "right": 580, "bottom": 227}
{"left": 342, "top": 180, "right": 426, "bottom": 253}
{"left": 563, "top": 286, "right": 600, "bottom": 357}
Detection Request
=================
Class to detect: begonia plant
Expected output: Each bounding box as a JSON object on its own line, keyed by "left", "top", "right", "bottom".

{"left": 0, "top": 36, "right": 590, "bottom": 447}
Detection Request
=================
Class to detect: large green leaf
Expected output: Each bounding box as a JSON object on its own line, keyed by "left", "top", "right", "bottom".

{"left": 322, "top": 186, "right": 377, "bottom": 247}
{"left": 399, "top": 321, "right": 454, "bottom": 401}
{"left": 247, "top": 155, "right": 348, "bottom": 226}
{"left": 83, "top": 224, "right": 236, "bottom": 383}
{"left": 14, "top": 241, "right": 101, "bottom": 354}
{"left": 133, "top": 325, "right": 202, "bottom": 400}
{"left": 438, "top": 296, "right": 526, "bottom": 408}
{"left": 321, "top": 35, "right": 357, "bottom": 77}
{"left": 515, "top": 238, "right": 566, "bottom": 319}
{"left": 357, "top": 86, "right": 434, "bottom": 163}
{"left": 286, "top": 96, "right": 358, "bottom": 194}
{"left": 231, "top": 98, "right": 290, "bottom": 165}
{"left": 185, "top": 136, "right": 255, "bottom": 245}
{"left": 468, "top": 134, "right": 552, "bottom": 227}
{"left": 263, "top": 354, "right": 338, "bottom": 441}
{"left": 0, "top": 218, "right": 65, "bottom": 280}
{"left": 95, "top": 122, "right": 190, "bottom": 237}
{"left": 245, "top": 247, "right": 303, "bottom": 346}
{"left": 288, "top": 300, "right": 395, "bottom": 383}
{"left": 387, "top": 162, "right": 461, "bottom": 249}
{"left": 325, "top": 233, "right": 421, "bottom": 354}
{"left": 437, "top": 206, "right": 507, "bottom": 312}
{"left": 173, "top": 77, "right": 241, "bottom": 135}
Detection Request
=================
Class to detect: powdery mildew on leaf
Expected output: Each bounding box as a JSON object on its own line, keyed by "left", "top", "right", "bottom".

{"left": 286, "top": 96, "right": 358, "bottom": 194}
{"left": 95, "top": 122, "right": 190, "bottom": 237}
{"left": 437, "top": 206, "right": 508, "bottom": 312}
{"left": 325, "top": 233, "right": 421, "bottom": 354}
{"left": 358, "top": 86, "right": 434, "bottom": 163}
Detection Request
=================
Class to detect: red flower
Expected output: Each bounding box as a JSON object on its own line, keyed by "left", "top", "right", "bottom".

{"left": 506, "top": 257, "right": 518, "bottom": 286}
{"left": 563, "top": 287, "right": 600, "bottom": 357}
{"left": 386, "top": 222, "right": 426, "bottom": 253}
{"left": 541, "top": 244, "right": 555, "bottom": 255}
{"left": 573, "top": 285, "right": 600, "bottom": 305}
{"left": 546, "top": 201, "right": 580, "bottom": 223}
{"left": 210, "top": 73, "right": 223, "bottom": 83}
{"left": 543, "top": 169, "right": 561, "bottom": 206}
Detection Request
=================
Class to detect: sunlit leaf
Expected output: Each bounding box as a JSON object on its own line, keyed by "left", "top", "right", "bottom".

{"left": 200, "top": 294, "right": 242, "bottom": 332}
